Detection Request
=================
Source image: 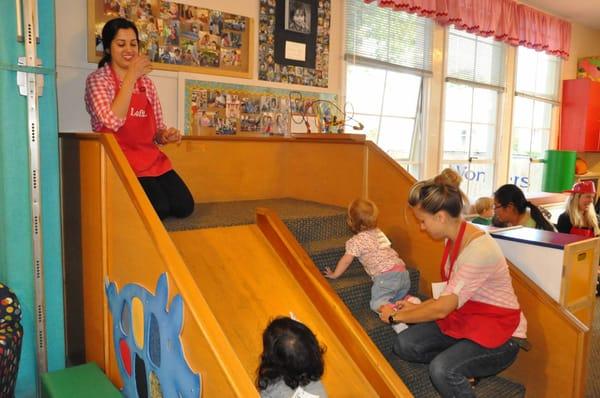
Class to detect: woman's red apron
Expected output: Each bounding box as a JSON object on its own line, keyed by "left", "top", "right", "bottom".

{"left": 102, "top": 67, "right": 171, "bottom": 177}
{"left": 570, "top": 226, "right": 594, "bottom": 238}
{"left": 435, "top": 222, "right": 520, "bottom": 348}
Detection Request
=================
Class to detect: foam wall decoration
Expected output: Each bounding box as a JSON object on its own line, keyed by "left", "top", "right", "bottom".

{"left": 105, "top": 273, "right": 201, "bottom": 398}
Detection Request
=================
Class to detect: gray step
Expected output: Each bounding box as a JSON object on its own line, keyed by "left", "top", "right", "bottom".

{"left": 283, "top": 213, "right": 349, "bottom": 243}
{"left": 351, "top": 307, "right": 398, "bottom": 355}
{"left": 386, "top": 353, "right": 525, "bottom": 398}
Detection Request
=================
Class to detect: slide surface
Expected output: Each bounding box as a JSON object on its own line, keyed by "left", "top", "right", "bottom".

{"left": 171, "top": 224, "right": 381, "bottom": 397}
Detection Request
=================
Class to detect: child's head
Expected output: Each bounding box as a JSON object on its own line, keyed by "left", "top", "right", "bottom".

{"left": 473, "top": 196, "right": 494, "bottom": 218}
{"left": 256, "top": 317, "right": 325, "bottom": 391}
{"left": 347, "top": 198, "right": 378, "bottom": 233}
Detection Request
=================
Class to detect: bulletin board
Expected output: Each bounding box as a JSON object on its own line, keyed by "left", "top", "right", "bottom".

{"left": 258, "top": 0, "right": 331, "bottom": 87}
{"left": 183, "top": 79, "right": 337, "bottom": 136}
{"left": 87, "top": 0, "right": 253, "bottom": 79}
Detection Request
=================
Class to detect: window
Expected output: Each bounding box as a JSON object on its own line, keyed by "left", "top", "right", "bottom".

{"left": 441, "top": 28, "right": 505, "bottom": 199}
{"left": 509, "top": 47, "right": 561, "bottom": 192}
{"left": 344, "top": 0, "right": 433, "bottom": 178}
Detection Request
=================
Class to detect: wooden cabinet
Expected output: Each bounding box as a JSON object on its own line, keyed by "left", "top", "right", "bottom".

{"left": 559, "top": 79, "right": 600, "bottom": 152}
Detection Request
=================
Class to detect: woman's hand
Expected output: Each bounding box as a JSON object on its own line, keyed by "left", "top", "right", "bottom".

{"left": 379, "top": 304, "right": 396, "bottom": 324}
{"left": 394, "top": 299, "right": 419, "bottom": 311}
{"left": 156, "top": 127, "right": 182, "bottom": 144}
{"left": 125, "top": 56, "right": 152, "bottom": 82}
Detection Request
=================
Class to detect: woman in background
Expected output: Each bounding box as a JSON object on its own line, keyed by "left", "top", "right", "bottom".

{"left": 493, "top": 184, "right": 555, "bottom": 231}
{"left": 557, "top": 181, "right": 600, "bottom": 237}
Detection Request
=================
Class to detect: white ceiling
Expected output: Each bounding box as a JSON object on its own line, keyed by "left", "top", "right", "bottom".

{"left": 519, "top": 0, "right": 600, "bottom": 30}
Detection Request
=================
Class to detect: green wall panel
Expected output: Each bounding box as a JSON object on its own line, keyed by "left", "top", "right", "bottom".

{"left": 1, "top": 1, "right": 65, "bottom": 397}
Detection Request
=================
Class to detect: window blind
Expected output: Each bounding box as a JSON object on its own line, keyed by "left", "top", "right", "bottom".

{"left": 345, "top": 0, "right": 433, "bottom": 74}
{"left": 446, "top": 27, "right": 505, "bottom": 88}
{"left": 515, "top": 46, "right": 561, "bottom": 101}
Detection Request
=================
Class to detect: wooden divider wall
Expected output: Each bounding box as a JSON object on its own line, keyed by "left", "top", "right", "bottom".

{"left": 162, "top": 137, "right": 366, "bottom": 206}
{"left": 61, "top": 134, "right": 258, "bottom": 397}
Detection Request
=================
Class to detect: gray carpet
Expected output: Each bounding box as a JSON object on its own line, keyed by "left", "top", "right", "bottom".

{"left": 164, "top": 198, "right": 345, "bottom": 231}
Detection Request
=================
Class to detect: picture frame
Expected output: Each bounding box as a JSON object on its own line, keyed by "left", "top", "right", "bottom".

{"left": 87, "top": 0, "right": 253, "bottom": 79}
{"left": 182, "top": 78, "right": 337, "bottom": 137}
{"left": 258, "top": 0, "right": 330, "bottom": 87}
{"left": 275, "top": 0, "right": 317, "bottom": 68}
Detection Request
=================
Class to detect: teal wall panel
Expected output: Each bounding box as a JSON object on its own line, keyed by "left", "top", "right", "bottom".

{"left": 1, "top": 1, "right": 65, "bottom": 397}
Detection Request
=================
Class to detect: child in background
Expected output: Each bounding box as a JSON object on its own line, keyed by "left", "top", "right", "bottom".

{"left": 256, "top": 316, "right": 328, "bottom": 398}
{"left": 471, "top": 197, "right": 494, "bottom": 225}
{"left": 323, "top": 199, "right": 419, "bottom": 333}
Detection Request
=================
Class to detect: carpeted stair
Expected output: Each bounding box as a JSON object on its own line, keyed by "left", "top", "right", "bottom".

{"left": 165, "top": 198, "right": 525, "bottom": 397}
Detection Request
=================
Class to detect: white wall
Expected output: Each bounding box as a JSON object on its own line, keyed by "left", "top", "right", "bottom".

{"left": 55, "top": 0, "right": 344, "bottom": 132}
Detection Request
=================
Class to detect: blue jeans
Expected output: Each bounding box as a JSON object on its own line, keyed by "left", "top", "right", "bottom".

{"left": 393, "top": 322, "right": 520, "bottom": 398}
{"left": 370, "top": 270, "right": 410, "bottom": 312}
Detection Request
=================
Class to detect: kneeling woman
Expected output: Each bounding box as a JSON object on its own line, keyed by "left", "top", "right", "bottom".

{"left": 380, "top": 174, "right": 527, "bottom": 397}
{"left": 557, "top": 180, "right": 600, "bottom": 237}
{"left": 85, "top": 18, "right": 194, "bottom": 219}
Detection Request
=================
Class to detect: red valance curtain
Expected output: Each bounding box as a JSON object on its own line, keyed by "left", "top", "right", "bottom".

{"left": 363, "top": 0, "right": 571, "bottom": 58}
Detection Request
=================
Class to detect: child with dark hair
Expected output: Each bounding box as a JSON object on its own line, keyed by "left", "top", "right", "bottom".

{"left": 256, "top": 316, "right": 328, "bottom": 397}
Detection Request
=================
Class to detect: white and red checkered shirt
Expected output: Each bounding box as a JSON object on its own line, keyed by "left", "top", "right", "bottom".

{"left": 84, "top": 64, "right": 166, "bottom": 132}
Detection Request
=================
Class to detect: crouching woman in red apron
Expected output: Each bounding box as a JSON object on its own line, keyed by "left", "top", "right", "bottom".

{"left": 84, "top": 18, "right": 194, "bottom": 220}
{"left": 556, "top": 180, "right": 600, "bottom": 238}
{"left": 380, "top": 173, "right": 527, "bottom": 398}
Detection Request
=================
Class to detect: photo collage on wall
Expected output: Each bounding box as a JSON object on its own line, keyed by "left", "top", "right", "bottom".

{"left": 258, "top": 0, "right": 331, "bottom": 87}
{"left": 94, "top": 0, "right": 248, "bottom": 71}
{"left": 185, "top": 80, "right": 337, "bottom": 136}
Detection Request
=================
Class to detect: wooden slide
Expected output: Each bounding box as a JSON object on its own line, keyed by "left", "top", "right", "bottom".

{"left": 61, "top": 133, "right": 592, "bottom": 397}
{"left": 171, "top": 225, "right": 409, "bottom": 396}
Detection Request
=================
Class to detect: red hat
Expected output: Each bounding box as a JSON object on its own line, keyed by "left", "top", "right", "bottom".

{"left": 564, "top": 180, "right": 596, "bottom": 194}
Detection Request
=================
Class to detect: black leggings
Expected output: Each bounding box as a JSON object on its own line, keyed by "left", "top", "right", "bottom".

{"left": 138, "top": 170, "right": 194, "bottom": 220}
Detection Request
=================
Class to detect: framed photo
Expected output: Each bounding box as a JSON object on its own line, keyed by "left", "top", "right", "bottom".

{"left": 275, "top": 0, "right": 317, "bottom": 68}
{"left": 87, "top": 0, "right": 253, "bottom": 79}
{"left": 285, "top": 0, "right": 312, "bottom": 34}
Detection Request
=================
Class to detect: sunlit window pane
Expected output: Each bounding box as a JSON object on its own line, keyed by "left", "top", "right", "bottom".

{"left": 472, "top": 89, "right": 498, "bottom": 124}
{"left": 379, "top": 117, "right": 415, "bottom": 159}
{"left": 509, "top": 91, "right": 553, "bottom": 192}
{"left": 470, "top": 123, "right": 495, "bottom": 160}
{"left": 508, "top": 156, "right": 531, "bottom": 190}
{"left": 445, "top": 83, "right": 473, "bottom": 122}
{"left": 346, "top": 64, "right": 385, "bottom": 114}
{"left": 443, "top": 122, "right": 471, "bottom": 159}
{"left": 382, "top": 72, "right": 421, "bottom": 117}
{"left": 345, "top": 65, "right": 424, "bottom": 177}
{"left": 353, "top": 114, "right": 381, "bottom": 143}
{"left": 515, "top": 47, "right": 560, "bottom": 100}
